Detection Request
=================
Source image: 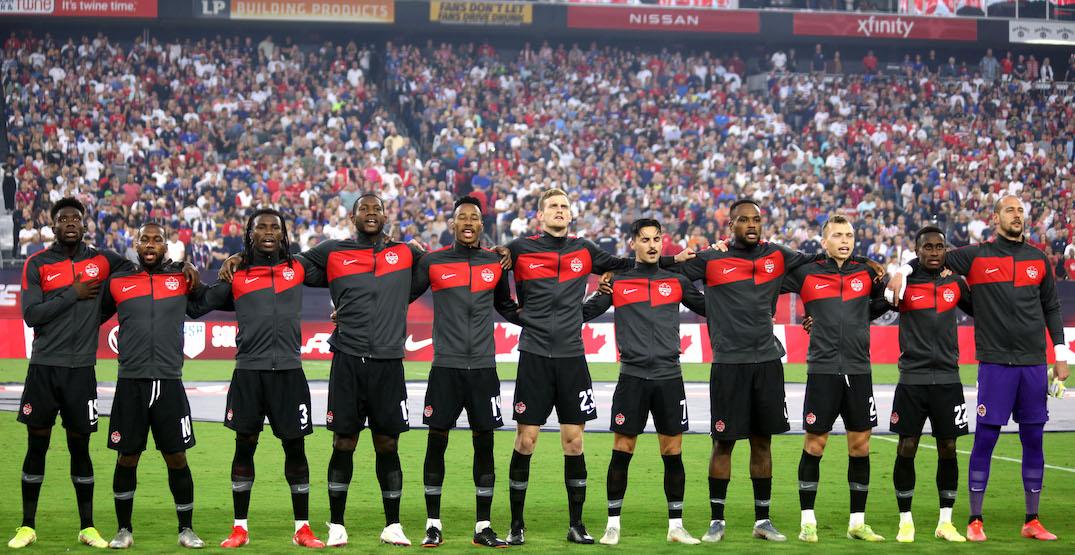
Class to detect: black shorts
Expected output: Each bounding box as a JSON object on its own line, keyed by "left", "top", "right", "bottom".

{"left": 610, "top": 375, "right": 688, "bottom": 436}
{"left": 108, "top": 379, "right": 194, "bottom": 454}
{"left": 17, "top": 364, "right": 99, "bottom": 434}
{"left": 327, "top": 354, "right": 409, "bottom": 436}
{"left": 803, "top": 373, "right": 877, "bottom": 433}
{"left": 423, "top": 367, "right": 504, "bottom": 432}
{"left": 710, "top": 361, "right": 790, "bottom": 439}
{"left": 512, "top": 353, "right": 596, "bottom": 426}
{"left": 890, "top": 383, "right": 969, "bottom": 439}
{"left": 225, "top": 368, "right": 314, "bottom": 439}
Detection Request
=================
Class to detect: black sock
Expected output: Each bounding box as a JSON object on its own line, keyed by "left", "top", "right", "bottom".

{"left": 508, "top": 450, "right": 531, "bottom": 527}
{"left": 709, "top": 477, "right": 729, "bottom": 520}
{"left": 473, "top": 431, "right": 495, "bottom": 523}
{"left": 230, "top": 438, "right": 257, "bottom": 520}
{"left": 67, "top": 434, "right": 95, "bottom": 529}
{"left": 849, "top": 455, "right": 870, "bottom": 514}
{"left": 894, "top": 454, "right": 916, "bottom": 513}
{"left": 798, "top": 451, "right": 822, "bottom": 511}
{"left": 564, "top": 454, "right": 587, "bottom": 527}
{"left": 167, "top": 465, "right": 194, "bottom": 532}
{"left": 752, "top": 477, "right": 773, "bottom": 521}
{"left": 113, "top": 464, "right": 137, "bottom": 532}
{"left": 606, "top": 450, "right": 632, "bottom": 517}
{"left": 327, "top": 447, "right": 354, "bottom": 525}
{"left": 423, "top": 432, "right": 448, "bottom": 521}
{"left": 20, "top": 433, "right": 48, "bottom": 529}
{"left": 375, "top": 450, "right": 403, "bottom": 526}
{"left": 662, "top": 454, "right": 685, "bottom": 520}
{"left": 937, "top": 456, "right": 958, "bottom": 509}
{"left": 282, "top": 439, "right": 310, "bottom": 522}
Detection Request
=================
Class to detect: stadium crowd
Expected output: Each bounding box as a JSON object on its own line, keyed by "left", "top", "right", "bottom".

{"left": 4, "top": 30, "right": 1075, "bottom": 279}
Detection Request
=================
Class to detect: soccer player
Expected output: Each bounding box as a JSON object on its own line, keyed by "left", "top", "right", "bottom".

{"left": 781, "top": 215, "right": 890, "bottom": 543}
{"left": 879, "top": 225, "right": 973, "bottom": 543}
{"left": 888, "top": 195, "right": 1070, "bottom": 541}
{"left": 198, "top": 209, "right": 327, "bottom": 549}
{"left": 409, "top": 197, "right": 522, "bottom": 548}
{"left": 504, "top": 188, "right": 692, "bottom": 544}
{"left": 581, "top": 218, "right": 706, "bottom": 546}
{"left": 98, "top": 222, "right": 209, "bottom": 549}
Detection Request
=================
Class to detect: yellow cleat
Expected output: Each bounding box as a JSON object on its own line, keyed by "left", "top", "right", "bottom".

{"left": 934, "top": 522, "right": 966, "bottom": 542}
{"left": 798, "top": 523, "right": 819, "bottom": 543}
{"left": 79, "top": 527, "right": 109, "bottom": 548}
{"left": 897, "top": 521, "right": 915, "bottom": 543}
{"left": 847, "top": 524, "right": 885, "bottom": 542}
{"left": 8, "top": 527, "right": 36, "bottom": 549}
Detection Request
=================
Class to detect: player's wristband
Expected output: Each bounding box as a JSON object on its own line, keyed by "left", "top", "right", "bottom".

{"left": 1055, "top": 344, "right": 1073, "bottom": 364}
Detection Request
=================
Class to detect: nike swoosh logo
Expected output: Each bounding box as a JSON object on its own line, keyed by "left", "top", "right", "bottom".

{"left": 122, "top": 285, "right": 137, "bottom": 292}
{"left": 528, "top": 263, "right": 544, "bottom": 269}
{"left": 295, "top": 484, "right": 310, "bottom": 493}
{"left": 985, "top": 268, "right": 999, "bottom": 274}
{"left": 46, "top": 273, "right": 61, "bottom": 281}
{"left": 910, "top": 295, "right": 924, "bottom": 301}
{"left": 245, "top": 278, "right": 258, "bottom": 284}
{"left": 405, "top": 335, "right": 433, "bottom": 351}
{"left": 343, "top": 259, "right": 359, "bottom": 265}
{"left": 623, "top": 288, "right": 638, "bottom": 294}
{"left": 440, "top": 273, "right": 456, "bottom": 280}
{"left": 183, "top": 436, "right": 192, "bottom": 444}
{"left": 722, "top": 268, "right": 736, "bottom": 274}
{"left": 814, "top": 284, "right": 829, "bottom": 289}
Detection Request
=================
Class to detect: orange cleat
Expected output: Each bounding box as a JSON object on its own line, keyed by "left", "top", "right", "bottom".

{"left": 1021, "top": 519, "right": 1057, "bottom": 541}
{"left": 966, "top": 520, "right": 987, "bottom": 542}
{"left": 221, "top": 526, "right": 250, "bottom": 548}
{"left": 292, "top": 523, "right": 326, "bottom": 548}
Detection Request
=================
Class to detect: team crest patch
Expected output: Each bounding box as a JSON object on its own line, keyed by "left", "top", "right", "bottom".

{"left": 514, "top": 402, "right": 526, "bottom": 414}
{"left": 850, "top": 278, "right": 863, "bottom": 292}
{"left": 84, "top": 263, "right": 100, "bottom": 278}
{"left": 424, "top": 405, "right": 434, "bottom": 418}
{"left": 226, "top": 409, "right": 234, "bottom": 421}
{"left": 658, "top": 282, "right": 672, "bottom": 297}
{"left": 976, "top": 404, "right": 986, "bottom": 417}
{"left": 164, "top": 276, "right": 181, "bottom": 291}
{"left": 282, "top": 267, "right": 295, "bottom": 281}
{"left": 570, "top": 257, "right": 583, "bottom": 273}
{"left": 890, "top": 412, "right": 899, "bottom": 425}
{"left": 384, "top": 251, "right": 399, "bottom": 265}
{"left": 326, "top": 411, "right": 334, "bottom": 424}
{"left": 615, "top": 413, "right": 626, "bottom": 425}
{"left": 1027, "top": 266, "right": 1039, "bottom": 279}
{"left": 714, "top": 420, "right": 726, "bottom": 433}
{"left": 481, "top": 268, "right": 495, "bottom": 283}
{"left": 805, "top": 412, "right": 817, "bottom": 425}
{"left": 943, "top": 288, "right": 956, "bottom": 303}
{"left": 21, "top": 403, "right": 31, "bottom": 416}
{"left": 110, "top": 431, "right": 121, "bottom": 444}
{"left": 764, "top": 259, "right": 775, "bottom": 273}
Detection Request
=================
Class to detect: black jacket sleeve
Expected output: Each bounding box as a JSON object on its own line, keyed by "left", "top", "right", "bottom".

{"left": 587, "top": 239, "right": 633, "bottom": 274}
{"left": 99, "top": 277, "right": 116, "bottom": 323}
{"left": 297, "top": 255, "right": 327, "bottom": 288}
{"left": 582, "top": 291, "right": 613, "bottom": 323}
{"left": 186, "top": 281, "right": 233, "bottom": 318}
{"left": 667, "top": 252, "right": 707, "bottom": 282}
{"left": 1039, "top": 259, "right": 1066, "bottom": 347}
{"left": 409, "top": 256, "right": 431, "bottom": 303}
{"left": 22, "top": 258, "right": 79, "bottom": 327}
{"left": 679, "top": 275, "right": 707, "bottom": 316}
{"left": 942, "top": 245, "right": 978, "bottom": 276}
{"left": 868, "top": 271, "right": 891, "bottom": 321}
{"left": 494, "top": 273, "right": 523, "bottom": 326}
{"left": 956, "top": 278, "right": 974, "bottom": 317}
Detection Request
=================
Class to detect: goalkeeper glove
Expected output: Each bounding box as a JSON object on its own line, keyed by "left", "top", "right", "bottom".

{"left": 1049, "top": 377, "right": 1066, "bottom": 399}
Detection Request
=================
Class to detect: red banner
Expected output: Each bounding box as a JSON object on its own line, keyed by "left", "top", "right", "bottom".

{"left": 1, "top": 0, "right": 158, "bottom": 17}
{"left": 567, "top": 6, "right": 759, "bottom": 34}
{"left": 792, "top": 13, "right": 977, "bottom": 41}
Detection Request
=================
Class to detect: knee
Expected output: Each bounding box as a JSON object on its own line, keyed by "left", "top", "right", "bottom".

{"left": 28, "top": 426, "right": 51, "bottom": 439}
{"left": 714, "top": 440, "right": 735, "bottom": 457}
{"left": 897, "top": 437, "right": 920, "bottom": 458}
{"left": 281, "top": 437, "right": 305, "bottom": 457}
{"left": 562, "top": 434, "right": 584, "bottom": 456}
{"left": 514, "top": 431, "right": 537, "bottom": 455}
{"left": 372, "top": 434, "right": 399, "bottom": 454}
{"left": 612, "top": 435, "right": 636, "bottom": 455}
{"left": 117, "top": 453, "right": 141, "bottom": 468}
{"left": 804, "top": 434, "right": 827, "bottom": 456}
{"left": 659, "top": 443, "right": 682, "bottom": 457}
{"left": 937, "top": 439, "right": 957, "bottom": 460}
{"left": 333, "top": 434, "right": 357, "bottom": 452}
{"left": 163, "top": 452, "right": 187, "bottom": 470}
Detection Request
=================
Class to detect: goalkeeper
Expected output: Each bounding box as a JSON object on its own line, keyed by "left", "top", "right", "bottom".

{"left": 888, "top": 196, "right": 1070, "bottom": 542}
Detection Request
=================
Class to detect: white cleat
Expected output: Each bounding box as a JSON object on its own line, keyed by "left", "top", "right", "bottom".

{"left": 109, "top": 528, "right": 134, "bottom": 549}
{"left": 667, "top": 525, "right": 701, "bottom": 545}
{"left": 701, "top": 520, "right": 725, "bottom": 543}
{"left": 599, "top": 526, "right": 620, "bottom": 545}
{"left": 178, "top": 528, "right": 206, "bottom": 549}
{"left": 380, "top": 523, "right": 411, "bottom": 546}
{"left": 326, "top": 523, "right": 348, "bottom": 547}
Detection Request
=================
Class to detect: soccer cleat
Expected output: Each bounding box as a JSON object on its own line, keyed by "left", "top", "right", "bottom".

{"left": 847, "top": 524, "right": 885, "bottom": 542}
{"left": 108, "top": 528, "right": 133, "bottom": 549}
{"left": 7, "top": 527, "right": 36, "bottom": 549}
{"left": 897, "top": 521, "right": 915, "bottom": 543}
{"left": 326, "top": 523, "right": 348, "bottom": 547}
{"left": 701, "top": 520, "right": 725, "bottom": 543}
{"left": 1021, "top": 519, "right": 1057, "bottom": 541}
{"left": 752, "top": 519, "right": 787, "bottom": 541}
{"left": 178, "top": 528, "right": 206, "bottom": 549}
{"left": 599, "top": 526, "right": 620, "bottom": 545}
{"left": 966, "top": 519, "right": 986, "bottom": 542}
{"left": 421, "top": 526, "right": 443, "bottom": 548}
{"left": 79, "top": 527, "right": 109, "bottom": 548}
{"left": 380, "top": 523, "right": 412, "bottom": 546}
{"left": 798, "top": 523, "right": 818, "bottom": 543}
{"left": 934, "top": 522, "right": 966, "bottom": 542}
{"left": 506, "top": 523, "right": 525, "bottom": 546}
{"left": 220, "top": 526, "right": 250, "bottom": 548}
{"left": 292, "top": 523, "right": 325, "bottom": 548}
{"left": 566, "top": 524, "right": 594, "bottom": 544}
{"left": 667, "top": 526, "right": 701, "bottom": 545}
{"left": 472, "top": 527, "right": 508, "bottom": 548}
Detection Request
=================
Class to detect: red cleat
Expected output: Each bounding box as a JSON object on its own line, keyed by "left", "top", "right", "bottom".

{"left": 1021, "top": 519, "right": 1057, "bottom": 541}
{"left": 221, "top": 526, "right": 250, "bottom": 548}
{"left": 293, "top": 523, "right": 326, "bottom": 549}
{"left": 966, "top": 519, "right": 987, "bottom": 542}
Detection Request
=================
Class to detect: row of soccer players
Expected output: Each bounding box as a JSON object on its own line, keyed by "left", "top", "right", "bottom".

{"left": 11, "top": 190, "right": 1068, "bottom": 549}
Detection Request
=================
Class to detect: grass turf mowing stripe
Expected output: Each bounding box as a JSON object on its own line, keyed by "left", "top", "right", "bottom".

{"left": 874, "top": 435, "right": 1075, "bottom": 473}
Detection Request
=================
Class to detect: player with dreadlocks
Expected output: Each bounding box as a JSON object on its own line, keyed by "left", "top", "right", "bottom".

{"left": 193, "top": 208, "right": 329, "bottom": 549}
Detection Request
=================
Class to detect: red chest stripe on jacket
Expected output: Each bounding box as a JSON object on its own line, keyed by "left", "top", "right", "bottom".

{"left": 327, "top": 250, "right": 374, "bottom": 281}
{"left": 967, "top": 256, "right": 1012, "bottom": 286}
{"left": 232, "top": 267, "right": 274, "bottom": 299}
{"left": 841, "top": 271, "right": 871, "bottom": 301}
{"left": 650, "top": 278, "right": 682, "bottom": 306}
{"left": 1014, "top": 260, "right": 1046, "bottom": 287}
{"left": 900, "top": 283, "right": 936, "bottom": 312}
{"left": 375, "top": 244, "right": 413, "bottom": 277}
{"left": 273, "top": 263, "right": 305, "bottom": 293}
{"left": 430, "top": 262, "right": 470, "bottom": 291}
{"left": 111, "top": 273, "right": 188, "bottom": 304}
{"left": 800, "top": 274, "right": 842, "bottom": 303}
{"left": 39, "top": 254, "right": 111, "bottom": 293}
{"left": 706, "top": 257, "right": 752, "bottom": 286}
{"left": 754, "top": 252, "right": 785, "bottom": 284}
{"left": 613, "top": 279, "right": 650, "bottom": 307}
{"left": 936, "top": 283, "right": 960, "bottom": 313}
{"left": 470, "top": 263, "right": 501, "bottom": 292}
{"left": 558, "top": 249, "right": 592, "bottom": 282}
{"left": 515, "top": 252, "right": 558, "bottom": 281}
